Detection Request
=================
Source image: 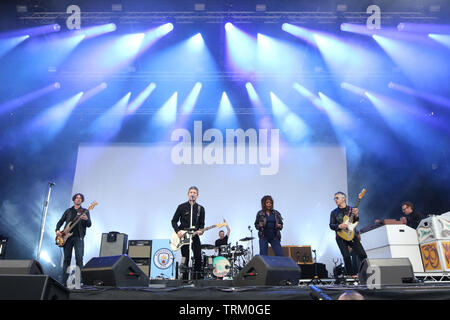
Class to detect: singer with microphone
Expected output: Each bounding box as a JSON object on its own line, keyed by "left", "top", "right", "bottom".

{"left": 171, "top": 186, "right": 205, "bottom": 280}
{"left": 254, "top": 195, "right": 284, "bottom": 256}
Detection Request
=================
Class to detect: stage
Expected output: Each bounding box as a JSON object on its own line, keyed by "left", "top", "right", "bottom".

{"left": 67, "top": 279, "right": 450, "bottom": 300}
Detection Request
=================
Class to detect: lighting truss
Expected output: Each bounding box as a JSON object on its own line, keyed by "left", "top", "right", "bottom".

{"left": 18, "top": 11, "right": 439, "bottom": 26}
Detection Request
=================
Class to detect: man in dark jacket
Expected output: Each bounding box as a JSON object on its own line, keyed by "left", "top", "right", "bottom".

{"left": 329, "top": 191, "right": 367, "bottom": 276}
{"left": 55, "top": 193, "right": 91, "bottom": 286}
{"left": 171, "top": 186, "right": 205, "bottom": 280}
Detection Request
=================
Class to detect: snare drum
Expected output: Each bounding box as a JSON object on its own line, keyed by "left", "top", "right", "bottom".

{"left": 212, "top": 256, "right": 231, "bottom": 278}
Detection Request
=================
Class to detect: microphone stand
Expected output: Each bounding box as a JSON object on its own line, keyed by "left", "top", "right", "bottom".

{"left": 248, "top": 226, "right": 254, "bottom": 259}
{"left": 37, "top": 182, "right": 55, "bottom": 261}
{"left": 188, "top": 195, "right": 194, "bottom": 281}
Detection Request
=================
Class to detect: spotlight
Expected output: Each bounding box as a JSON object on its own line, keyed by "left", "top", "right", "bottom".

{"left": 16, "top": 5, "right": 27, "bottom": 13}
{"left": 54, "top": 82, "right": 61, "bottom": 89}
{"left": 429, "top": 5, "right": 440, "bottom": 12}
{"left": 194, "top": 3, "right": 206, "bottom": 11}
{"left": 256, "top": 4, "right": 266, "bottom": 12}
{"left": 225, "top": 22, "right": 233, "bottom": 31}
{"left": 112, "top": 4, "right": 123, "bottom": 12}
{"left": 337, "top": 4, "right": 348, "bottom": 12}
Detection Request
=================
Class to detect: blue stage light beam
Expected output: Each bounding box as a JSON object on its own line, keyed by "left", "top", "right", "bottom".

{"left": 180, "top": 82, "right": 202, "bottom": 114}
{"left": 78, "top": 82, "right": 108, "bottom": 105}
{"left": 27, "top": 92, "right": 84, "bottom": 140}
{"left": 0, "top": 24, "right": 60, "bottom": 39}
{"left": 225, "top": 23, "right": 257, "bottom": 74}
{"left": 372, "top": 34, "right": 448, "bottom": 86}
{"left": 0, "top": 35, "right": 29, "bottom": 58}
{"left": 270, "top": 92, "right": 310, "bottom": 142}
{"left": 257, "top": 33, "right": 305, "bottom": 76}
{"left": 75, "top": 23, "right": 117, "bottom": 39}
{"left": 214, "top": 92, "right": 238, "bottom": 129}
{"left": 0, "top": 82, "right": 60, "bottom": 115}
{"left": 318, "top": 92, "right": 353, "bottom": 129}
{"left": 143, "top": 31, "right": 217, "bottom": 77}
{"left": 292, "top": 82, "right": 322, "bottom": 106}
{"left": 153, "top": 92, "right": 178, "bottom": 127}
{"left": 340, "top": 82, "right": 367, "bottom": 97}
{"left": 398, "top": 23, "right": 450, "bottom": 34}
{"left": 281, "top": 23, "right": 316, "bottom": 46}
{"left": 429, "top": 34, "right": 450, "bottom": 49}
{"left": 91, "top": 92, "right": 131, "bottom": 142}
{"left": 389, "top": 81, "right": 450, "bottom": 109}
{"left": 127, "top": 82, "right": 156, "bottom": 114}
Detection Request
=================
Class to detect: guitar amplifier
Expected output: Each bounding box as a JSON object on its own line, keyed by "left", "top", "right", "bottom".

{"left": 128, "top": 240, "right": 152, "bottom": 258}
{"left": 268, "top": 245, "right": 313, "bottom": 264}
{"left": 132, "top": 258, "right": 150, "bottom": 276}
{"left": 100, "top": 232, "right": 128, "bottom": 257}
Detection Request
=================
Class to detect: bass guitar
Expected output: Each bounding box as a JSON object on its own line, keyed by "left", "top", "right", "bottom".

{"left": 337, "top": 189, "right": 366, "bottom": 241}
{"left": 55, "top": 201, "right": 98, "bottom": 247}
{"left": 170, "top": 223, "right": 227, "bottom": 251}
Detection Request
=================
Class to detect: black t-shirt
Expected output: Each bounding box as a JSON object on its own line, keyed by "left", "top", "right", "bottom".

{"left": 406, "top": 211, "right": 425, "bottom": 229}
{"left": 215, "top": 235, "right": 228, "bottom": 253}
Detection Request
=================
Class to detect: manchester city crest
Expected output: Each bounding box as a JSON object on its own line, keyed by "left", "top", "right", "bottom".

{"left": 153, "top": 248, "right": 174, "bottom": 269}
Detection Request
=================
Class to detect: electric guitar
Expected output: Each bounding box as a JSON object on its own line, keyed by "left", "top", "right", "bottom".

{"left": 55, "top": 201, "right": 98, "bottom": 247}
{"left": 170, "top": 223, "right": 227, "bottom": 251}
{"left": 337, "top": 189, "right": 366, "bottom": 241}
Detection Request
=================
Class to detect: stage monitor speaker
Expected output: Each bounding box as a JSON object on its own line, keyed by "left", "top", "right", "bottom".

{"left": 0, "top": 275, "right": 69, "bottom": 300}
{"left": 81, "top": 254, "right": 149, "bottom": 287}
{"left": 100, "top": 232, "right": 128, "bottom": 257}
{"left": 358, "top": 258, "right": 414, "bottom": 286}
{"left": 0, "top": 259, "right": 43, "bottom": 275}
{"left": 232, "top": 255, "right": 301, "bottom": 286}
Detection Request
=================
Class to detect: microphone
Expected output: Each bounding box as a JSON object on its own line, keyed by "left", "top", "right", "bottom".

{"left": 248, "top": 226, "right": 251, "bottom": 230}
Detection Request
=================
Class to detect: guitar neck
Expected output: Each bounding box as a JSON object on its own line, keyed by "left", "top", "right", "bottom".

{"left": 354, "top": 198, "right": 362, "bottom": 209}
{"left": 67, "top": 214, "right": 83, "bottom": 232}
{"left": 197, "top": 224, "right": 217, "bottom": 233}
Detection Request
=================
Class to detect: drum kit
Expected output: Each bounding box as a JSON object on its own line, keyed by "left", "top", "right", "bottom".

{"left": 200, "top": 236, "right": 255, "bottom": 279}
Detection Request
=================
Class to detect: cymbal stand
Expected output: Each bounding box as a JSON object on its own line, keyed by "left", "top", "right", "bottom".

{"left": 308, "top": 249, "right": 324, "bottom": 285}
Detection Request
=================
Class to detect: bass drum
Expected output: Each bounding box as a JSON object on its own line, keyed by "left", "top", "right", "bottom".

{"left": 212, "top": 256, "right": 231, "bottom": 278}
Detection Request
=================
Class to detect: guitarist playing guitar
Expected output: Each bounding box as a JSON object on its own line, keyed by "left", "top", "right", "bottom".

{"left": 171, "top": 186, "right": 205, "bottom": 280}
{"left": 329, "top": 190, "right": 367, "bottom": 278}
{"left": 55, "top": 193, "right": 92, "bottom": 286}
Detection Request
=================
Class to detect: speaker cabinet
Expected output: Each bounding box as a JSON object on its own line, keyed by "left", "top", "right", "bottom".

{"left": 232, "top": 255, "right": 301, "bottom": 286}
{"left": 358, "top": 258, "right": 414, "bottom": 286}
{"left": 0, "top": 259, "right": 43, "bottom": 275}
{"left": 99, "top": 232, "right": 128, "bottom": 257}
{"left": 299, "top": 263, "right": 328, "bottom": 279}
{"left": 0, "top": 275, "right": 69, "bottom": 300}
{"left": 81, "top": 255, "right": 149, "bottom": 287}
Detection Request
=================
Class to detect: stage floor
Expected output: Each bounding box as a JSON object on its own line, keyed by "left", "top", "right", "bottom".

{"left": 68, "top": 279, "right": 450, "bottom": 300}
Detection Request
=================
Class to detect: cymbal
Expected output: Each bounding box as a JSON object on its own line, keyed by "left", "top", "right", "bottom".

{"left": 201, "top": 244, "right": 216, "bottom": 250}
{"left": 239, "top": 237, "right": 255, "bottom": 241}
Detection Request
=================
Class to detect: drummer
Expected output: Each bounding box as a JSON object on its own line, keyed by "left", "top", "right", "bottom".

{"left": 214, "top": 219, "right": 231, "bottom": 256}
